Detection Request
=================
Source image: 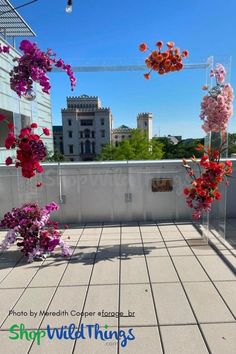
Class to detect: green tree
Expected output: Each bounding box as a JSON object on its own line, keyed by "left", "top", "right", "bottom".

{"left": 228, "top": 133, "right": 236, "bottom": 156}
{"left": 97, "top": 129, "right": 163, "bottom": 160}
{"left": 154, "top": 137, "right": 204, "bottom": 159}
{"left": 45, "top": 150, "right": 65, "bottom": 162}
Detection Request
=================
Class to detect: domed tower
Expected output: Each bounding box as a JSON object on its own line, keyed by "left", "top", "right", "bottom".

{"left": 137, "top": 112, "right": 153, "bottom": 140}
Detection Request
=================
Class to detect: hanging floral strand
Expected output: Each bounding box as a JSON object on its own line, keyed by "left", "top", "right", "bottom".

{"left": 0, "top": 115, "right": 49, "bottom": 179}
{"left": 200, "top": 64, "right": 234, "bottom": 133}
{"left": 10, "top": 40, "right": 76, "bottom": 97}
{"left": 139, "top": 40, "right": 189, "bottom": 79}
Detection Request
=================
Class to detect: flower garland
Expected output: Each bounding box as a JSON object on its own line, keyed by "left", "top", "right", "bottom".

{"left": 200, "top": 64, "right": 234, "bottom": 133}
{"left": 0, "top": 202, "right": 71, "bottom": 262}
{"left": 0, "top": 115, "right": 48, "bottom": 179}
{"left": 139, "top": 40, "right": 189, "bottom": 79}
{"left": 0, "top": 43, "right": 10, "bottom": 54}
{"left": 10, "top": 40, "right": 76, "bottom": 97}
{"left": 183, "top": 144, "right": 232, "bottom": 220}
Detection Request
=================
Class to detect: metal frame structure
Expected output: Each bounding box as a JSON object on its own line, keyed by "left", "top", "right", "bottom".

{"left": 52, "top": 57, "right": 214, "bottom": 73}
{"left": 0, "top": 0, "right": 36, "bottom": 39}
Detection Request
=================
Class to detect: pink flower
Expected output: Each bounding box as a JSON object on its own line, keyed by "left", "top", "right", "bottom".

{"left": 0, "top": 114, "right": 5, "bottom": 122}
{"left": 8, "top": 122, "right": 14, "bottom": 130}
{"left": 43, "top": 127, "right": 50, "bottom": 136}
{"left": 5, "top": 157, "right": 13, "bottom": 166}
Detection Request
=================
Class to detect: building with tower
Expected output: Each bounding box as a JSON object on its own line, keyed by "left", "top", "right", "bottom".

{"left": 61, "top": 95, "right": 113, "bottom": 161}
{"left": 137, "top": 113, "right": 153, "bottom": 140}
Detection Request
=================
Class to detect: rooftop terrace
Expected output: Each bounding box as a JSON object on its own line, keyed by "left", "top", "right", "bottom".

{"left": 0, "top": 221, "right": 235, "bottom": 353}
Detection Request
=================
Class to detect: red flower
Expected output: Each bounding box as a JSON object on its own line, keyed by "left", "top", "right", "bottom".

{"left": 182, "top": 50, "right": 189, "bottom": 57}
{"left": 19, "top": 128, "right": 31, "bottom": 138}
{"left": 31, "top": 123, "right": 38, "bottom": 128}
{"left": 5, "top": 157, "right": 13, "bottom": 166}
{"left": 214, "top": 190, "right": 221, "bottom": 200}
{"left": 5, "top": 133, "right": 16, "bottom": 149}
{"left": 8, "top": 123, "right": 14, "bottom": 130}
{"left": 156, "top": 41, "right": 163, "bottom": 48}
{"left": 139, "top": 43, "right": 148, "bottom": 52}
{"left": 183, "top": 188, "right": 189, "bottom": 196}
{"left": 36, "top": 181, "right": 43, "bottom": 187}
{"left": 43, "top": 127, "right": 50, "bottom": 136}
{"left": 144, "top": 73, "right": 150, "bottom": 80}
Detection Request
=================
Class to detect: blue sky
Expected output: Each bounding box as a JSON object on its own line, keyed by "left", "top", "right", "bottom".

{"left": 12, "top": 0, "right": 236, "bottom": 138}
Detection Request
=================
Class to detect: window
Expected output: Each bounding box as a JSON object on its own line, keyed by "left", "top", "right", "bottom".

{"left": 144, "top": 121, "right": 147, "bottom": 127}
{"left": 101, "top": 118, "right": 105, "bottom": 126}
{"left": 70, "top": 158, "right": 74, "bottom": 161}
{"left": 101, "top": 130, "right": 105, "bottom": 138}
{"left": 92, "top": 142, "right": 95, "bottom": 154}
{"left": 81, "top": 119, "right": 93, "bottom": 126}
{"left": 69, "top": 145, "right": 74, "bottom": 154}
{"left": 92, "top": 131, "right": 95, "bottom": 138}
{"left": 85, "top": 140, "right": 91, "bottom": 153}
{"left": 122, "top": 135, "right": 125, "bottom": 139}
{"left": 68, "top": 131, "right": 72, "bottom": 138}
{"left": 84, "top": 129, "right": 90, "bottom": 138}
{"left": 80, "top": 131, "right": 83, "bottom": 138}
{"left": 115, "top": 135, "right": 118, "bottom": 139}
{"left": 68, "top": 119, "right": 72, "bottom": 126}
{"left": 80, "top": 142, "right": 84, "bottom": 154}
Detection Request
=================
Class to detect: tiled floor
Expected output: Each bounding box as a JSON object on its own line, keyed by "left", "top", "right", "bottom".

{"left": 0, "top": 222, "right": 235, "bottom": 354}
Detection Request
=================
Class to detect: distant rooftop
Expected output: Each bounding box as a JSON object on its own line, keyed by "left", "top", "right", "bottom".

{"left": 0, "top": 0, "right": 36, "bottom": 38}
{"left": 112, "top": 125, "right": 133, "bottom": 133}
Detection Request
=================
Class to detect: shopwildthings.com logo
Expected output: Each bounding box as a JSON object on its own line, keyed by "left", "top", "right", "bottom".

{"left": 8, "top": 323, "right": 135, "bottom": 347}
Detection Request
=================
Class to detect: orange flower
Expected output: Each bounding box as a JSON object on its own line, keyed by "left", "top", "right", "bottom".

{"left": 156, "top": 41, "right": 163, "bottom": 48}
{"left": 156, "top": 54, "right": 163, "bottom": 62}
{"left": 151, "top": 51, "right": 159, "bottom": 59}
{"left": 176, "top": 62, "right": 183, "bottom": 71}
{"left": 158, "top": 68, "right": 165, "bottom": 75}
{"left": 145, "top": 58, "right": 153, "bottom": 68}
{"left": 167, "top": 41, "right": 175, "bottom": 48}
{"left": 195, "top": 143, "right": 204, "bottom": 151}
{"left": 175, "top": 54, "right": 181, "bottom": 61}
{"left": 163, "top": 59, "right": 171, "bottom": 68}
{"left": 162, "top": 52, "right": 169, "bottom": 59}
{"left": 202, "top": 85, "right": 209, "bottom": 91}
{"left": 139, "top": 43, "right": 148, "bottom": 52}
{"left": 182, "top": 50, "right": 189, "bottom": 57}
{"left": 144, "top": 73, "right": 150, "bottom": 80}
{"left": 153, "top": 63, "right": 159, "bottom": 71}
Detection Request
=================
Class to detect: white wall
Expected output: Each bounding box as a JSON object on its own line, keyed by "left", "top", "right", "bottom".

{"left": 0, "top": 160, "right": 235, "bottom": 223}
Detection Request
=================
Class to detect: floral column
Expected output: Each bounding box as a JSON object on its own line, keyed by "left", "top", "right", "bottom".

{"left": 201, "top": 63, "right": 234, "bottom": 238}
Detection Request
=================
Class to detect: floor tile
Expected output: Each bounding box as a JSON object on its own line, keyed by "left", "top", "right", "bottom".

{"left": 172, "top": 256, "right": 209, "bottom": 282}
{"left": 197, "top": 256, "right": 235, "bottom": 281}
{"left": 153, "top": 283, "right": 196, "bottom": 325}
{"left": 2, "top": 287, "right": 55, "bottom": 329}
{"left": 161, "top": 325, "right": 208, "bottom": 354}
{"left": 201, "top": 323, "right": 236, "bottom": 354}
{"left": 214, "top": 281, "right": 236, "bottom": 316}
{"left": 184, "top": 282, "right": 234, "bottom": 322}
{"left": 121, "top": 257, "right": 149, "bottom": 284}
{"left": 120, "top": 284, "right": 156, "bottom": 326}
{"left": 147, "top": 257, "right": 178, "bottom": 283}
